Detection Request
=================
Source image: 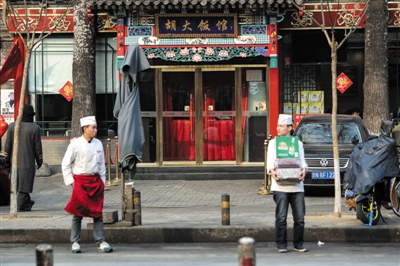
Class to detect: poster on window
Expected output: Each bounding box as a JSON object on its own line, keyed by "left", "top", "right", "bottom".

{"left": 1, "top": 89, "right": 15, "bottom": 124}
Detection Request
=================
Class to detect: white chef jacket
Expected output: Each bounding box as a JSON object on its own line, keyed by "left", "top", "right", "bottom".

{"left": 266, "top": 138, "right": 308, "bottom": 193}
{"left": 62, "top": 136, "right": 106, "bottom": 186}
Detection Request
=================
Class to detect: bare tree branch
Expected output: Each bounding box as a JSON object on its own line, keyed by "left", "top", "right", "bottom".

{"left": 337, "top": 0, "right": 370, "bottom": 49}
{"left": 2, "top": 0, "right": 73, "bottom": 218}
{"left": 293, "top": 2, "right": 332, "bottom": 47}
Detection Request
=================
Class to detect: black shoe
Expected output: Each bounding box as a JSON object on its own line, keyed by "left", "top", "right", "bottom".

{"left": 18, "top": 201, "right": 34, "bottom": 212}
{"left": 294, "top": 247, "right": 308, "bottom": 252}
{"left": 17, "top": 207, "right": 32, "bottom": 212}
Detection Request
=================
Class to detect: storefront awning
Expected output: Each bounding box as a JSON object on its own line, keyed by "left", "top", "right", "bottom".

{"left": 86, "top": 0, "right": 304, "bottom": 6}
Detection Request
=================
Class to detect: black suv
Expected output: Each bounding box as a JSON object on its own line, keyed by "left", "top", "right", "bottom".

{"left": 293, "top": 115, "right": 373, "bottom": 189}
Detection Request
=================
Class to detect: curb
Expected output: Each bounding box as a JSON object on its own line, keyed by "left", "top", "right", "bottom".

{"left": 1, "top": 227, "right": 400, "bottom": 244}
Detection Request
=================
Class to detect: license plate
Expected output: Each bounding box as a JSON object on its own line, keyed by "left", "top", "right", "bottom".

{"left": 312, "top": 171, "right": 334, "bottom": 179}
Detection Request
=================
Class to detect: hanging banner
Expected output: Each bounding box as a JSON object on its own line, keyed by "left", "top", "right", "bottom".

{"left": 336, "top": 72, "right": 353, "bottom": 94}
{"left": 59, "top": 81, "right": 74, "bottom": 101}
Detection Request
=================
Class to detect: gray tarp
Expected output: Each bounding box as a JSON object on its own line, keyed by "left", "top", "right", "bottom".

{"left": 344, "top": 120, "right": 400, "bottom": 195}
{"left": 113, "top": 45, "right": 150, "bottom": 171}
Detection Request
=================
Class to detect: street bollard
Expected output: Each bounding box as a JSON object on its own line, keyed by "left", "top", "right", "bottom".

{"left": 221, "top": 194, "right": 230, "bottom": 226}
{"left": 258, "top": 135, "right": 272, "bottom": 195}
{"left": 238, "top": 237, "right": 255, "bottom": 266}
{"left": 105, "top": 138, "right": 117, "bottom": 187}
{"left": 36, "top": 244, "right": 53, "bottom": 266}
{"left": 134, "top": 190, "right": 142, "bottom": 226}
{"left": 113, "top": 136, "right": 120, "bottom": 183}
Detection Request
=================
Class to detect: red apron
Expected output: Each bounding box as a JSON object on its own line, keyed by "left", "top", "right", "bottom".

{"left": 65, "top": 174, "right": 104, "bottom": 218}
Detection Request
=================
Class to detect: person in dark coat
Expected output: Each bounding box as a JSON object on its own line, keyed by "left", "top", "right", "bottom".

{"left": 0, "top": 163, "right": 11, "bottom": 206}
{"left": 4, "top": 104, "right": 43, "bottom": 211}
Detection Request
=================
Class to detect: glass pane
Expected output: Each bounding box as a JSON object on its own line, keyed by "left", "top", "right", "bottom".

{"left": 162, "top": 72, "right": 195, "bottom": 161}
{"left": 296, "top": 122, "right": 363, "bottom": 144}
{"left": 242, "top": 68, "right": 267, "bottom": 162}
{"left": 138, "top": 69, "right": 156, "bottom": 162}
{"left": 203, "top": 71, "right": 235, "bottom": 161}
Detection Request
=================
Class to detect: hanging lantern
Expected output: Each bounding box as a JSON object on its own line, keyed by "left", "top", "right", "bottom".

{"left": 0, "top": 115, "right": 9, "bottom": 137}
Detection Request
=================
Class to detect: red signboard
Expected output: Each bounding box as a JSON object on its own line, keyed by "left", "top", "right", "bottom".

{"left": 336, "top": 72, "right": 353, "bottom": 94}
{"left": 59, "top": 81, "right": 73, "bottom": 101}
{"left": 7, "top": 8, "right": 74, "bottom": 33}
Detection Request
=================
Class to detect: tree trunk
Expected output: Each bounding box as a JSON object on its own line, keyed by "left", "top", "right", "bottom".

{"left": 330, "top": 34, "right": 341, "bottom": 217}
{"left": 71, "top": 0, "right": 96, "bottom": 138}
{"left": 363, "top": 0, "right": 388, "bottom": 134}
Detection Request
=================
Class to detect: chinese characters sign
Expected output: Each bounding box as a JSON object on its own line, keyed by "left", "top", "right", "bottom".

{"left": 336, "top": 72, "right": 353, "bottom": 94}
{"left": 156, "top": 13, "right": 237, "bottom": 38}
{"left": 59, "top": 81, "right": 74, "bottom": 101}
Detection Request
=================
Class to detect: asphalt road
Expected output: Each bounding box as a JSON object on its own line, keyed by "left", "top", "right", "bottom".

{"left": 1, "top": 242, "right": 399, "bottom": 266}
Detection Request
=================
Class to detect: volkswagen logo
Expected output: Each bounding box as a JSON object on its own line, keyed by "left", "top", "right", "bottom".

{"left": 320, "top": 159, "right": 329, "bottom": 167}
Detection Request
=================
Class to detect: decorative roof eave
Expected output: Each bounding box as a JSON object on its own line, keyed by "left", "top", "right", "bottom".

{"left": 86, "top": 0, "right": 304, "bottom": 7}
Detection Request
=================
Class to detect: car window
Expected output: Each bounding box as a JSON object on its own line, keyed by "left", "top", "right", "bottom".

{"left": 295, "top": 122, "right": 363, "bottom": 144}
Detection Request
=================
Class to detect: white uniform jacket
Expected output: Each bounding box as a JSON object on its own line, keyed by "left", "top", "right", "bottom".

{"left": 62, "top": 136, "right": 106, "bottom": 186}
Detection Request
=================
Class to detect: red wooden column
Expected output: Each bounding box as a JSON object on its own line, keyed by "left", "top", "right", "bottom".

{"left": 116, "top": 20, "right": 126, "bottom": 79}
{"left": 268, "top": 20, "right": 279, "bottom": 137}
{"left": 269, "top": 69, "right": 279, "bottom": 137}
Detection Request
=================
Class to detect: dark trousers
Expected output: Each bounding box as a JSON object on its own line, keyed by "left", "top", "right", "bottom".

{"left": 17, "top": 192, "right": 31, "bottom": 209}
{"left": 70, "top": 215, "right": 105, "bottom": 244}
{"left": 273, "top": 191, "right": 305, "bottom": 249}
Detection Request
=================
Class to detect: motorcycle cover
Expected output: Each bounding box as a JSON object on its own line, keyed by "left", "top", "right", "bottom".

{"left": 344, "top": 120, "right": 400, "bottom": 195}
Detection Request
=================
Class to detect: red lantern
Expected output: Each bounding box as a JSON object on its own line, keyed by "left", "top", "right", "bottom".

{"left": 0, "top": 115, "right": 9, "bottom": 137}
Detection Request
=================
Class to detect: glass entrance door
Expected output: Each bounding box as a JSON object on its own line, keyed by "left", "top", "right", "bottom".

{"left": 162, "top": 71, "right": 195, "bottom": 161}
{"left": 202, "top": 71, "right": 236, "bottom": 161}
{"left": 160, "top": 67, "right": 266, "bottom": 163}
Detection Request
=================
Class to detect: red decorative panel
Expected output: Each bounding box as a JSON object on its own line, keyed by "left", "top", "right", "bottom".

{"left": 7, "top": 8, "right": 74, "bottom": 33}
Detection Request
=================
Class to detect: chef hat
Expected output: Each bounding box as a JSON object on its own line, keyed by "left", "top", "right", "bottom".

{"left": 277, "top": 114, "right": 293, "bottom": 125}
{"left": 80, "top": 116, "right": 97, "bottom": 127}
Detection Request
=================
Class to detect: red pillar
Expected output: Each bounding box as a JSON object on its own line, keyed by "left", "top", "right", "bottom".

{"left": 116, "top": 20, "right": 126, "bottom": 79}
{"left": 268, "top": 21, "right": 279, "bottom": 137}
{"left": 269, "top": 68, "right": 279, "bottom": 137}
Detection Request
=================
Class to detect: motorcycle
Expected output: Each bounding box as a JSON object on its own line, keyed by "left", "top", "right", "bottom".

{"left": 346, "top": 177, "right": 400, "bottom": 226}
{"left": 344, "top": 120, "right": 400, "bottom": 226}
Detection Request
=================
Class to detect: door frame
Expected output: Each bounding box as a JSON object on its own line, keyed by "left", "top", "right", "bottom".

{"left": 154, "top": 64, "right": 268, "bottom": 166}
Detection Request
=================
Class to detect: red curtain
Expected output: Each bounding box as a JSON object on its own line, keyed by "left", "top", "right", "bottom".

{"left": 203, "top": 85, "right": 235, "bottom": 161}
{"left": 163, "top": 79, "right": 240, "bottom": 161}
{"left": 163, "top": 84, "right": 195, "bottom": 161}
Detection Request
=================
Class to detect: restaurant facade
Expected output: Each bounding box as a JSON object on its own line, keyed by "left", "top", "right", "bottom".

{"left": 1, "top": 0, "right": 400, "bottom": 166}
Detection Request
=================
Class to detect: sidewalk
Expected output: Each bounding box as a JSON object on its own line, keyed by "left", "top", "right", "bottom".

{"left": 0, "top": 174, "right": 399, "bottom": 243}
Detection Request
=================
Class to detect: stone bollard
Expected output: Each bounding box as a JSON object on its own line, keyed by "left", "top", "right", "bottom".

{"left": 221, "top": 194, "right": 230, "bottom": 225}
{"left": 238, "top": 237, "right": 255, "bottom": 266}
{"left": 36, "top": 244, "right": 53, "bottom": 266}
{"left": 134, "top": 190, "right": 142, "bottom": 226}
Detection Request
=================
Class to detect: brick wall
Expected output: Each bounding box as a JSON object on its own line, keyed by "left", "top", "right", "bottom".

{"left": 42, "top": 137, "right": 118, "bottom": 164}
{"left": 2, "top": 137, "right": 119, "bottom": 173}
